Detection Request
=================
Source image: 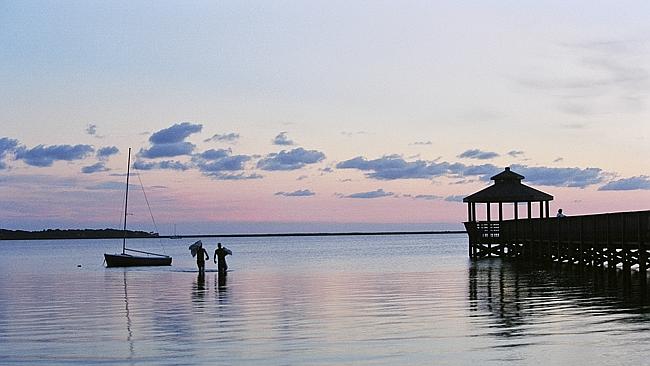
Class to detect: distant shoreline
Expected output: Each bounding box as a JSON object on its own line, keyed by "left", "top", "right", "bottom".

{"left": 159, "top": 230, "right": 467, "bottom": 239}
{"left": 0, "top": 229, "right": 158, "bottom": 241}
{"left": 0, "top": 229, "right": 466, "bottom": 241}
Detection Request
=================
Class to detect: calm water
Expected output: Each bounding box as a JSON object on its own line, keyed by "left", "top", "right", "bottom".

{"left": 2, "top": 234, "right": 650, "bottom": 365}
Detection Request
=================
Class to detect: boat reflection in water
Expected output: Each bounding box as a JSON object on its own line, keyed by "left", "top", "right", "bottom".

{"left": 122, "top": 270, "right": 135, "bottom": 361}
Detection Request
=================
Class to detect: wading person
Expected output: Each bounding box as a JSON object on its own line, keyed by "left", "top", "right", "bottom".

{"left": 214, "top": 243, "right": 232, "bottom": 274}
{"left": 556, "top": 208, "right": 566, "bottom": 218}
{"left": 190, "top": 240, "right": 209, "bottom": 273}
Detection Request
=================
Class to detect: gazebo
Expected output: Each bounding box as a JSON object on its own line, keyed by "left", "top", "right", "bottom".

{"left": 463, "top": 167, "right": 554, "bottom": 258}
{"left": 463, "top": 167, "right": 553, "bottom": 222}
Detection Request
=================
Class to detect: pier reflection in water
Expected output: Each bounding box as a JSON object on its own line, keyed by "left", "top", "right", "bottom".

{"left": 468, "top": 259, "right": 650, "bottom": 362}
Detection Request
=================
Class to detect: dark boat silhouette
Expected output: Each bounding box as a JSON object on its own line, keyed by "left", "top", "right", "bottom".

{"left": 104, "top": 148, "right": 172, "bottom": 267}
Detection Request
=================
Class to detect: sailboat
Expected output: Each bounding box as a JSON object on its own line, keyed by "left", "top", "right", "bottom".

{"left": 104, "top": 148, "right": 172, "bottom": 267}
{"left": 170, "top": 224, "right": 181, "bottom": 239}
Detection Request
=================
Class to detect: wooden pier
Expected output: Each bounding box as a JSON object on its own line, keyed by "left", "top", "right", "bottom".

{"left": 465, "top": 210, "right": 650, "bottom": 274}
{"left": 462, "top": 167, "right": 650, "bottom": 277}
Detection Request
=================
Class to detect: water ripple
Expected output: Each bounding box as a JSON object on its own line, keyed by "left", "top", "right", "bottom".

{"left": 2, "top": 237, "right": 650, "bottom": 364}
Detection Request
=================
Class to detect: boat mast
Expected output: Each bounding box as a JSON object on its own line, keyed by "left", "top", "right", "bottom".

{"left": 122, "top": 148, "right": 131, "bottom": 254}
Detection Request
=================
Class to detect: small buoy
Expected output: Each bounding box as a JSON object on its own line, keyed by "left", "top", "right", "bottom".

{"left": 77, "top": 264, "right": 82, "bottom": 268}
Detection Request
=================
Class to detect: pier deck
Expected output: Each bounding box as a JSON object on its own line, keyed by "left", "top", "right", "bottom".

{"left": 465, "top": 210, "right": 650, "bottom": 274}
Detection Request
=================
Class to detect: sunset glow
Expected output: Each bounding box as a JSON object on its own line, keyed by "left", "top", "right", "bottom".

{"left": 2, "top": 1, "right": 649, "bottom": 233}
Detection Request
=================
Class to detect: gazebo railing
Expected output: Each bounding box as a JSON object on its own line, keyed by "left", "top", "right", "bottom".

{"left": 465, "top": 221, "right": 500, "bottom": 243}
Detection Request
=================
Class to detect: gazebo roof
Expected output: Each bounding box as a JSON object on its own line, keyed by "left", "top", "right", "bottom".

{"left": 463, "top": 167, "right": 553, "bottom": 203}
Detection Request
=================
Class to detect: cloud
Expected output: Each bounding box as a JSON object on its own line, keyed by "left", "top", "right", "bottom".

{"left": 510, "top": 164, "right": 604, "bottom": 188}
{"left": 275, "top": 189, "right": 315, "bottom": 197}
{"left": 208, "top": 172, "right": 263, "bottom": 180}
{"left": 598, "top": 176, "right": 650, "bottom": 191}
{"left": 139, "top": 142, "right": 195, "bottom": 158}
{"left": 0, "top": 138, "right": 18, "bottom": 153}
{"left": 197, "top": 155, "right": 251, "bottom": 173}
{"left": 133, "top": 160, "right": 156, "bottom": 170}
{"left": 341, "top": 131, "right": 370, "bottom": 137}
{"left": 458, "top": 149, "right": 499, "bottom": 160}
{"left": 445, "top": 195, "right": 465, "bottom": 202}
{"left": 336, "top": 153, "right": 604, "bottom": 188}
{"left": 159, "top": 160, "right": 191, "bottom": 171}
{"left": 198, "top": 148, "right": 231, "bottom": 160}
{"left": 410, "top": 141, "right": 432, "bottom": 146}
{"left": 133, "top": 160, "right": 191, "bottom": 171}
{"left": 14, "top": 144, "right": 94, "bottom": 167}
{"left": 0, "top": 137, "right": 19, "bottom": 169}
{"left": 204, "top": 132, "right": 240, "bottom": 143}
{"left": 86, "top": 181, "right": 136, "bottom": 191}
{"left": 81, "top": 162, "right": 109, "bottom": 174}
{"left": 0, "top": 173, "right": 79, "bottom": 189}
{"left": 519, "top": 39, "right": 650, "bottom": 115}
{"left": 507, "top": 150, "right": 525, "bottom": 157}
{"left": 195, "top": 149, "right": 251, "bottom": 171}
{"left": 149, "top": 122, "right": 203, "bottom": 144}
{"left": 86, "top": 124, "right": 97, "bottom": 136}
{"left": 336, "top": 155, "right": 455, "bottom": 180}
{"left": 96, "top": 146, "right": 119, "bottom": 160}
{"left": 336, "top": 154, "right": 502, "bottom": 181}
{"left": 412, "top": 194, "right": 440, "bottom": 201}
{"left": 273, "top": 132, "right": 294, "bottom": 146}
{"left": 192, "top": 148, "right": 257, "bottom": 179}
{"left": 341, "top": 188, "right": 394, "bottom": 199}
{"left": 257, "top": 148, "right": 325, "bottom": 171}
{"left": 296, "top": 175, "right": 309, "bottom": 181}
{"left": 553, "top": 157, "right": 564, "bottom": 163}
{"left": 561, "top": 123, "right": 587, "bottom": 129}
{"left": 139, "top": 122, "right": 203, "bottom": 158}
{"left": 461, "top": 164, "right": 501, "bottom": 179}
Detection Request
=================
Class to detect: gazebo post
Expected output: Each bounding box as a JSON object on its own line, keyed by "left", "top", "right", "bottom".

{"left": 514, "top": 202, "right": 519, "bottom": 257}
{"left": 486, "top": 203, "right": 492, "bottom": 256}
{"left": 498, "top": 202, "right": 504, "bottom": 256}
{"left": 545, "top": 201, "right": 550, "bottom": 218}
{"left": 472, "top": 203, "right": 476, "bottom": 221}
{"left": 539, "top": 201, "right": 543, "bottom": 218}
{"left": 486, "top": 203, "right": 491, "bottom": 222}
{"left": 498, "top": 202, "right": 503, "bottom": 222}
{"left": 514, "top": 202, "right": 518, "bottom": 220}
{"left": 527, "top": 202, "right": 532, "bottom": 219}
{"left": 467, "top": 203, "right": 472, "bottom": 222}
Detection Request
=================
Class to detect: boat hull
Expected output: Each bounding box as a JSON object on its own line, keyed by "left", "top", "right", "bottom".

{"left": 104, "top": 253, "right": 172, "bottom": 267}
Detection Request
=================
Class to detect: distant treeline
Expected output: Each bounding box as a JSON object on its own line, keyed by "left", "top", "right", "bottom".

{"left": 0, "top": 229, "right": 159, "bottom": 240}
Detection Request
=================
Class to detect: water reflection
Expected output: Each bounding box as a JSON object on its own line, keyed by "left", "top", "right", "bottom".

{"left": 468, "top": 259, "right": 650, "bottom": 340}
{"left": 215, "top": 272, "right": 228, "bottom": 303}
{"left": 193, "top": 272, "right": 206, "bottom": 303}
{"left": 122, "top": 271, "right": 135, "bottom": 362}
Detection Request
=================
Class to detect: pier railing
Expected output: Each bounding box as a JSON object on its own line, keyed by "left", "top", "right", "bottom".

{"left": 465, "top": 210, "right": 650, "bottom": 274}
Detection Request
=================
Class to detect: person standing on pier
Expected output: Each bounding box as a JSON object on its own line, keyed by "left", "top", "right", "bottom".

{"left": 214, "top": 243, "right": 232, "bottom": 274}
{"left": 556, "top": 208, "right": 566, "bottom": 218}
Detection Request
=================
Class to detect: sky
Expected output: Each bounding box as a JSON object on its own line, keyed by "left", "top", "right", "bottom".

{"left": 1, "top": 1, "right": 649, "bottom": 234}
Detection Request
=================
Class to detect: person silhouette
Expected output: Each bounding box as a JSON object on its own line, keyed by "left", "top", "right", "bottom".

{"left": 196, "top": 243, "right": 209, "bottom": 273}
{"left": 214, "top": 243, "right": 232, "bottom": 274}
{"left": 556, "top": 208, "right": 566, "bottom": 218}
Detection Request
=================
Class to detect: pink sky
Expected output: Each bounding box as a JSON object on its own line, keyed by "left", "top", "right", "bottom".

{"left": 1, "top": 2, "right": 649, "bottom": 233}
